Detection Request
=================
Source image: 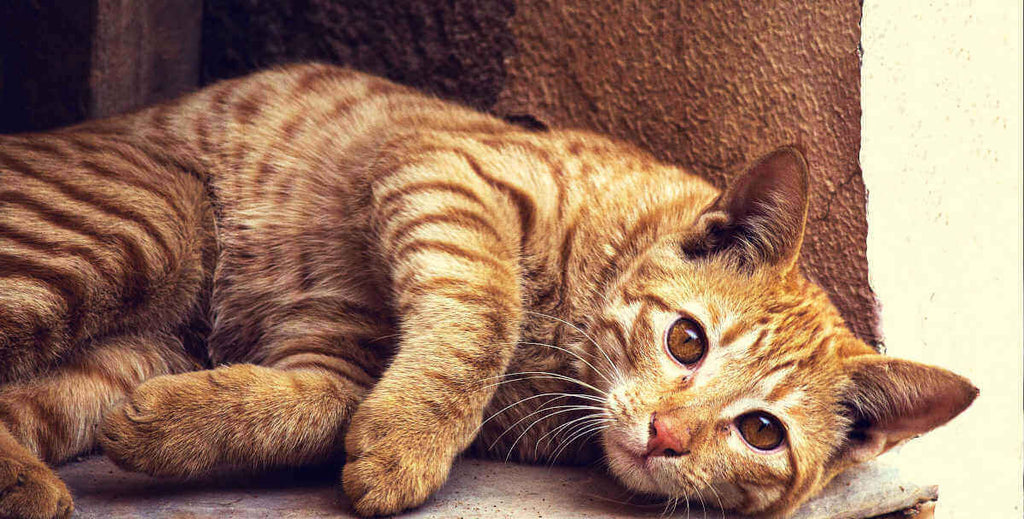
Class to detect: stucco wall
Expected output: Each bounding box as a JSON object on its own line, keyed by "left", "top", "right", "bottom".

{"left": 201, "top": 1, "right": 876, "bottom": 344}
{"left": 861, "top": 0, "right": 1023, "bottom": 516}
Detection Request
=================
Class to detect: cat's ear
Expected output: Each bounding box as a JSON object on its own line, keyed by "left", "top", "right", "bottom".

{"left": 685, "top": 147, "right": 809, "bottom": 272}
{"left": 833, "top": 355, "right": 978, "bottom": 466}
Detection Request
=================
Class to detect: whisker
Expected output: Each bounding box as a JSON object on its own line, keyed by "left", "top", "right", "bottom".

{"left": 366, "top": 333, "right": 401, "bottom": 343}
{"left": 488, "top": 339, "right": 611, "bottom": 382}
{"left": 516, "top": 341, "right": 616, "bottom": 387}
{"left": 665, "top": 496, "right": 680, "bottom": 517}
{"left": 475, "top": 374, "right": 609, "bottom": 399}
{"left": 549, "top": 421, "right": 611, "bottom": 461}
{"left": 477, "top": 391, "right": 598, "bottom": 436}
{"left": 694, "top": 474, "right": 726, "bottom": 519}
{"left": 474, "top": 370, "right": 609, "bottom": 397}
{"left": 488, "top": 400, "right": 602, "bottom": 451}
{"left": 524, "top": 310, "right": 624, "bottom": 383}
{"left": 694, "top": 485, "right": 708, "bottom": 519}
{"left": 569, "top": 426, "right": 608, "bottom": 458}
{"left": 535, "top": 412, "right": 609, "bottom": 453}
{"left": 538, "top": 416, "right": 610, "bottom": 459}
{"left": 503, "top": 407, "right": 604, "bottom": 461}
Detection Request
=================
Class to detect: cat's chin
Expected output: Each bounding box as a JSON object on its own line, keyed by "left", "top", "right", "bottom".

{"left": 603, "top": 437, "right": 671, "bottom": 496}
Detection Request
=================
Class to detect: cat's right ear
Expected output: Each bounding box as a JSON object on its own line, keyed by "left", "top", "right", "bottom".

{"left": 683, "top": 147, "right": 809, "bottom": 273}
{"left": 831, "top": 355, "right": 978, "bottom": 468}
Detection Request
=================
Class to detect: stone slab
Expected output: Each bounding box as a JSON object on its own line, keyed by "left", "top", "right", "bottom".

{"left": 58, "top": 456, "right": 936, "bottom": 518}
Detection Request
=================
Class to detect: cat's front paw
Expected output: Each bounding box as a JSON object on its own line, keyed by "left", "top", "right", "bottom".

{"left": 99, "top": 372, "right": 220, "bottom": 477}
{"left": 341, "top": 405, "right": 455, "bottom": 516}
{"left": 0, "top": 457, "right": 73, "bottom": 519}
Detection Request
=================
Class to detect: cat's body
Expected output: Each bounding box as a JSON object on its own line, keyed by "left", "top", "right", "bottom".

{"left": 0, "top": 64, "right": 976, "bottom": 519}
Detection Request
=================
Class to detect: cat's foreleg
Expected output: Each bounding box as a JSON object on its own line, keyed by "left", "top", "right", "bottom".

{"left": 342, "top": 152, "right": 525, "bottom": 516}
{"left": 0, "top": 332, "right": 192, "bottom": 519}
{"left": 100, "top": 346, "right": 373, "bottom": 477}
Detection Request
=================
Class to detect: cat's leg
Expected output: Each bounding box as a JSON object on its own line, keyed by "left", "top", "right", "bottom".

{"left": 0, "top": 428, "right": 71, "bottom": 519}
{"left": 99, "top": 336, "right": 379, "bottom": 478}
{"left": 0, "top": 332, "right": 194, "bottom": 519}
{"left": 341, "top": 150, "right": 525, "bottom": 515}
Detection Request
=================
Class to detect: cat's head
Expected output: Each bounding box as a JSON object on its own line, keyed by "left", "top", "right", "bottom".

{"left": 589, "top": 148, "right": 977, "bottom": 516}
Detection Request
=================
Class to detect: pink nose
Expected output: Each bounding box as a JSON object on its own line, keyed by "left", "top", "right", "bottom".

{"left": 646, "top": 413, "right": 692, "bottom": 457}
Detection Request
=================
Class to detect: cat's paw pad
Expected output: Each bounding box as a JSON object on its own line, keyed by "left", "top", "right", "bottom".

{"left": 341, "top": 415, "right": 452, "bottom": 516}
{"left": 0, "top": 457, "right": 73, "bottom": 519}
{"left": 99, "top": 373, "right": 219, "bottom": 477}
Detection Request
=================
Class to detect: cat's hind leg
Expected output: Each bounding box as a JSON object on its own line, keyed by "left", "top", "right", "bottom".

{"left": 0, "top": 332, "right": 195, "bottom": 519}
{"left": 99, "top": 339, "right": 379, "bottom": 478}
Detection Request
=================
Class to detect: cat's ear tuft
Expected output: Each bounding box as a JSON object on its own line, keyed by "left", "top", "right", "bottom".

{"left": 685, "top": 147, "right": 809, "bottom": 272}
{"left": 834, "top": 355, "right": 978, "bottom": 466}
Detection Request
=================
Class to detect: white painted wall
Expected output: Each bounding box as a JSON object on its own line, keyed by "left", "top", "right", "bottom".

{"left": 861, "top": 1, "right": 1023, "bottom": 517}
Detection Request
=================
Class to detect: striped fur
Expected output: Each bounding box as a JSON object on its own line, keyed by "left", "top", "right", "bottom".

{"left": 0, "top": 64, "right": 975, "bottom": 518}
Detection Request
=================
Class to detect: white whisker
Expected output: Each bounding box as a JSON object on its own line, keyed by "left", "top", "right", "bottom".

{"left": 477, "top": 391, "right": 600, "bottom": 436}
{"left": 516, "top": 341, "right": 616, "bottom": 387}
{"left": 488, "top": 400, "right": 603, "bottom": 450}
{"left": 539, "top": 416, "right": 609, "bottom": 459}
{"left": 694, "top": 474, "right": 726, "bottom": 519}
{"left": 535, "top": 412, "right": 609, "bottom": 453}
{"left": 525, "top": 310, "right": 624, "bottom": 383}
{"left": 474, "top": 370, "right": 609, "bottom": 397}
{"left": 504, "top": 407, "right": 603, "bottom": 461}
{"left": 549, "top": 420, "right": 611, "bottom": 461}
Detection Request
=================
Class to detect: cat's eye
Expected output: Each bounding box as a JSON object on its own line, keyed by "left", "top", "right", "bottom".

{"left": 736, "top": 411, "right": 786, "bottom": 451}
{"left": 666, "top": 317, "right": 707, "bottom": 366}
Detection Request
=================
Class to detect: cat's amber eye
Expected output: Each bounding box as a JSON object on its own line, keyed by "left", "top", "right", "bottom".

{"left": 736, "top": 411, "right": 786, "bottom": 451}
{"left": 666, "top": 318, "right": 707, "bottom": 366}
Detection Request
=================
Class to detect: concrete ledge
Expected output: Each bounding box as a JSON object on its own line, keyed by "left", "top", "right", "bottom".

{"left": 59, "top": 456, "right": 936, "bottom": 518}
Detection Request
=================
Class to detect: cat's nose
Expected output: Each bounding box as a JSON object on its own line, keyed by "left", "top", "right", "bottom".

{"left": 646, "top": 412, "right": 692, "bottom": 457}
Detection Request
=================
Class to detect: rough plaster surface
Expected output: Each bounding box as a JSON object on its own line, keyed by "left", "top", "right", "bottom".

{"left": 861, "top": 1, "right": 1023, "bottom": 517}
{"left": 201, "top": 0, "right": 877, "bottom": 343}
{"left": 59, "top": 456, "right": 934, "bottom": 518}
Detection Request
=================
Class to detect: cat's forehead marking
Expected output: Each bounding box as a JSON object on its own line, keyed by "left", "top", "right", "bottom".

{"left": 616, "top": 299, "right": 644, "bottom": 335}
{"left": 755, "top": 363, "right": 798, "bottom": 399}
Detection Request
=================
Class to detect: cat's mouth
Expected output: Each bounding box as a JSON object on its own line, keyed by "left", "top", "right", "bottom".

{"left": 605, "top": 438, "right": 665, "bottom": 493}
{"left": 614, "top": 440, "right": 648, "bottom": 467}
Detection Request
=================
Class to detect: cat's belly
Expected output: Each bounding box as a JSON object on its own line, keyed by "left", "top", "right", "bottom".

{"left": 203, "top": 187, "right": 396, "bottom": 366}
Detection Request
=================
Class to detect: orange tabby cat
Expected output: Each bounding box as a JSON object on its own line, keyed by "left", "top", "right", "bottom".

{"left": 0, "top": 64, "right": 976, "bottom": 518}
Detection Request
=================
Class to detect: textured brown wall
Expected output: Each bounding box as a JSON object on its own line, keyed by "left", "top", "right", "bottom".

{"left": 91, "top": 0, "right": 203, "bottom": 118}
{"left": 493, "top": 1, "right": 878, "bottom": 343}
{"left": 202, "top": 0, "right": 515, "bottom": 110}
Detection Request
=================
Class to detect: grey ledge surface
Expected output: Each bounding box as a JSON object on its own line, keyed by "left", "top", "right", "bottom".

{"left": 59, "top": 456, "right": 937, "bottom": 518}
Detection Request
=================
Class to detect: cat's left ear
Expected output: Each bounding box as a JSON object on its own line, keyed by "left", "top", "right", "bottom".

{"left": 685, "top": 147, "right": 809, "bottom": 273}
{"left": 833, "top": 355, "right": 978, "bottom": 467}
